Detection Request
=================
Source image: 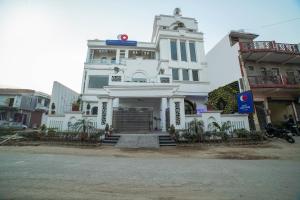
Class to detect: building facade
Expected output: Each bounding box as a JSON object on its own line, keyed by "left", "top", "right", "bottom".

{"left": 47, "top": 9, "right": 250, "bottom": 133}
{"left": 0, "top": 88, "right": 50, "bottom": 128}
{"left": 80, "top": 8, "right": 209, "bottom": 132}
{"left": 207, "top": 31, "right": 300, "bottom": 130}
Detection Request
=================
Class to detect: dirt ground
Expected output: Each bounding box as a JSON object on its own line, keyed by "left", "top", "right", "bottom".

{"left": 1, "top": 137, "right": 300, "bottom": 160}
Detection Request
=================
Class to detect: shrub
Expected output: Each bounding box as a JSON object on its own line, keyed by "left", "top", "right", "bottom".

{"left": 0, "top": 128, "right": 15, "bottom": 136}
{"left": 233, "top": 128, "right": 250, "bottom": 138}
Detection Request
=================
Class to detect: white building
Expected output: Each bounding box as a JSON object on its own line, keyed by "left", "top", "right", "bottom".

{"left": 81, "top": 8, "right": 209, "bottom": 132}
{"left": 47, "top": 9, "right": 250, "bottom": 132}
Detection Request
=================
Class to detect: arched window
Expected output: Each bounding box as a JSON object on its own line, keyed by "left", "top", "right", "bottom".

{"left": 184, "top": 100, "right": 196, "bottom": 114}
{"left": 132, "top": 72, "right": 147, "bottom": 82}
{"left": 91, "top": 107, "right": 98, "bottom": 115}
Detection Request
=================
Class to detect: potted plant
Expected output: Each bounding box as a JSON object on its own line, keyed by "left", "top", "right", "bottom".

{"left": 72, "top": 97, "right": 81, "bottom": 111}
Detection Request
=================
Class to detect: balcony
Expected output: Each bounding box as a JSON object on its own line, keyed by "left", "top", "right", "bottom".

{"left": 239, "top": 41, "right": 300, "bottom": 64}
{"left": 248, "top": 75, "right": 300, "bottom": 89}
{"left": 85, "top": 59, "right": 125, "bottom": 65}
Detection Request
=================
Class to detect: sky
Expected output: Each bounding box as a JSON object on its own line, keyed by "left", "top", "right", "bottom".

{"left": 0, "top": 0, "right": 300, "bottom": 95}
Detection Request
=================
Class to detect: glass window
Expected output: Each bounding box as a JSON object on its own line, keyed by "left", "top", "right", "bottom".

{"left": 172, "top": 68, "right": 179, "bottom": 80}
{"left": 88, "top": 75, "right": 109, "bottom": 88}
{"left": 128, "top": 50, "right": 155, "bottom": 59}
{"left": 170, "top": 40, "right": 178, "bottom": 60}
{"left": 180, "top": 41, "right": 187, "bottom": 61}
{"left": 192, "top": 70, "right": 199, "bottom": 81}
{"left": 182, "top": 69, "right": 189, "bottom": 81}
{"left": 189, "top": 42, "right": 197, "bottom": 62}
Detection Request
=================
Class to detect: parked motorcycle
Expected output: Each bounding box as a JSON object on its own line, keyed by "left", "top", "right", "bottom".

{"left": 265, "top": 123, "right": 295, "bottom": 143}
{"left": 283, "top": 121, "right": 300, "bottom": 136}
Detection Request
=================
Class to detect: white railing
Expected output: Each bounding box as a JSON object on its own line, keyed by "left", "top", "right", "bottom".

{"left": 185, "top": 112, "right": 250, "bottom": 132}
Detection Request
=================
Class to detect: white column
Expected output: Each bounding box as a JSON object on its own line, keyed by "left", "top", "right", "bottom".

{"left": 160, "top": 97, "right": 168, "bottom": 132}
{"left": 263, "top": 98, "right": 271, "bottom": 123}
{"left": 186, "top": 40, "right": 191, "bottom": 63}
{"left": 176, "top": 39, "right": 181, "bottom": 61}
{"left": 188, "top": 69, "right": 193, "bottom": 81}
{"left": 116, "top": 49, "right": 120, "bottom": 64}
{"left": 112, "top": 97, "right": 119, "bottom": 108}
{"left": 292, "top": 102, "right": 299, "bottom": 121}
{"left": 169, "top": 97, "right": 186, "bottom": 130}
{"left": 106, "top": 98, "right": 113, "bottom": 127}
{"left": 97, "top": 100, "right": 103, "bottom": 129}
{"left": 178, "top": 68, "right": 183, "bottom": 81}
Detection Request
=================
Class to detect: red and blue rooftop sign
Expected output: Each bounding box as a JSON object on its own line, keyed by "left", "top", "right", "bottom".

{"left": 106, "top": 34, "right": 137, "bottom": 46}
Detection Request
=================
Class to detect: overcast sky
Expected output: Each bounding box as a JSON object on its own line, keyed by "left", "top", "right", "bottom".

{"left": 0, "top": 0, "right": 300, "bottom": 94}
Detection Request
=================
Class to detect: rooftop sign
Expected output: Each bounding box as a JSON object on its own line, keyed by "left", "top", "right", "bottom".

{"left": 106, "top": 34, "right": 137, "bottom": 46}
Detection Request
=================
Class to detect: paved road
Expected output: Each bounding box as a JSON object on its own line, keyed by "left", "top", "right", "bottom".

{"left": 0, "top": 151, "right": 300, "bottom": 200}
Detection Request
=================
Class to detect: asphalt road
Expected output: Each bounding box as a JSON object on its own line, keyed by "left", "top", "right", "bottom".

{"left": 0, "top": 151, "right": 300, "bottom": 200}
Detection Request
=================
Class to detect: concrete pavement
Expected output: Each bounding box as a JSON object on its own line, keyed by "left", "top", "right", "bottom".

{"left": 0, "top": 150, "right": 300, "bottom": 200}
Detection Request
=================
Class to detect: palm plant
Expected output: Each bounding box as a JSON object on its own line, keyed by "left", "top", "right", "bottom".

{"left": 188, "top": 119, "right": 204, "bottom": 142}
{"left": 211, "top": 121, "right": 231, "bottom": 132}
{"left": 72, "top": 118, "right": 95, "bottom": 141}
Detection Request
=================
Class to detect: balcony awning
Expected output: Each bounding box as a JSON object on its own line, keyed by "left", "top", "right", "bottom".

{"left": 239, "top": 41, "right": 300, "bottom": 64}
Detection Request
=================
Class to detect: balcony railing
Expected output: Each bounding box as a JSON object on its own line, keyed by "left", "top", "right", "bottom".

{"left": 240, "top": 41, "right": 299, "bottom": 54}
{"left": 86, "top": 59, "right": 125, "bottom": 65}
{"left": 248, "top": 75, "right": 300, "bottom": 88}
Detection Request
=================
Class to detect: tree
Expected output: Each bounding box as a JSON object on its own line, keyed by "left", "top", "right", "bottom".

{"left": 210, "top": 121, "right": 231, "bottom": 132}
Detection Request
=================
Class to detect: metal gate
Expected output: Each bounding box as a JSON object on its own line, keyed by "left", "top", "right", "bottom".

{"left": 112, "top": 107, "right": 153, "bottom": 132}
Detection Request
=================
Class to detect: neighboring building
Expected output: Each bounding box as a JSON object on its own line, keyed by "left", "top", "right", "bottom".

{"left": 0, "top": 88, "right": 50, "bottom": 128}
{"left": 48, "top": 81, "right": 79, "bottom": 115}
{"left": 47, "top": 9, "right": 250, "bottom": 132}
{"left": 207, "top": 30, "right": 300, "bottom": 130}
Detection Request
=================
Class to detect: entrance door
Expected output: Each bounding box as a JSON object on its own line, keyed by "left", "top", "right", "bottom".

{"left": 254, "top": 102, "right": 267, "bottom": 130}
{"left": 113, "top": 107, "right": 153, "bottom": 132}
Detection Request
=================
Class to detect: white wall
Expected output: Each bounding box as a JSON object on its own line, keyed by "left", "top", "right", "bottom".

{"left": 49, "top": 81, "right": 79, "bottom": 115}
{"left": 206, "top": 35, "right": 242, "bottom": 90}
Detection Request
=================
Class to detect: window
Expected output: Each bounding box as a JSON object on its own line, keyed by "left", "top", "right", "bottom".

{"left": 248, "top": 66, "right": 254, "bottom": 71}
{"left": 180, "top": 41, "right": 187, "bottom": 61}
{"left": 91, "top": 107, "right": 98, "bottom": 115}
{"left": 160, "top": 77, "right": 170, "bottom": 83}
{"left": 189, "top": 42, "right": 197, "bottom": 62}
{"left": 88, "top": 75, "right": 109, "bottom": 88}
{"left": 172, "top": 68, "right": 179, "bottom": 80}
{"left": 170, "top": 40, "right": 178, "bottom": 60}
{"left": 182, "top": 69, "right": 189, "bottom": 81}
{"left": 128, "top": 50, "right": 155, "bottom": 59}
{"left": 92, "top": 49, "right": 116, "bottom": 63}
{"left": 192, "top": 70, "right": 199, "bottom": 81}
{"left": 119, "top": 50, "right": 125, "bottom": 59}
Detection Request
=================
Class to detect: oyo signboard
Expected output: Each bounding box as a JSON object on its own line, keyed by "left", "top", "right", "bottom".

{"left": 106, "top": 34, "right": 137, "bottom": 46}
{"left": 237, "top": 91, "right": 254, "bottom": 113}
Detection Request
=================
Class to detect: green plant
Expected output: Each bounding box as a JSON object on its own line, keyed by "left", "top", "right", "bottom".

{"left": 233, "top": 128, "right": 250, "bottom": 138}
{"left": 169, "top": 124, "right": 176, "bottom": 135}
{"left": 210, "top": 121, "right": 231, "bottom": 132}
{"left": 187, "top": 119, "right": 204, "bottom": 142}
{"left": 72, "top": 118, "right": 95, "bottom": 141}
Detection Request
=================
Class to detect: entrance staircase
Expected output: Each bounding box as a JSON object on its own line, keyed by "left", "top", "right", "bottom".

{"left": 102, "top": 135, "right": 120, "bottom": 145}
{"left": 158, "top": 135, "right": 176, "bottom": 146}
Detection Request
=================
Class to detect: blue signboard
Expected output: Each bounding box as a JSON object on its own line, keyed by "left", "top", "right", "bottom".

{"left": 106, "top": 40, "right": 137, "bottom": 46}
{"left": 237, "top": 91, "right": 254, "bottom": 113}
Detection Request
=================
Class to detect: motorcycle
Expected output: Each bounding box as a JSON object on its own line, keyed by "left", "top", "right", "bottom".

{"left": 284, "top": 121, "right": 300, "bottom": 136}
{"left": 265, "top": 123, "right": 295, "bottom": 143}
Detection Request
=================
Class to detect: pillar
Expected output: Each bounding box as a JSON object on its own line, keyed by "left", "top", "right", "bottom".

{"left": 169, "top": 97, "right": 186, "bottom": 130}
{"left": 263, "top": 98, "right": 271, "bottom": 124}
{"left": 160, "top": 97, "right": 168, "bottom": 132}
{"left": 97, "top": 97, "right": 113, "bottom": 129}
